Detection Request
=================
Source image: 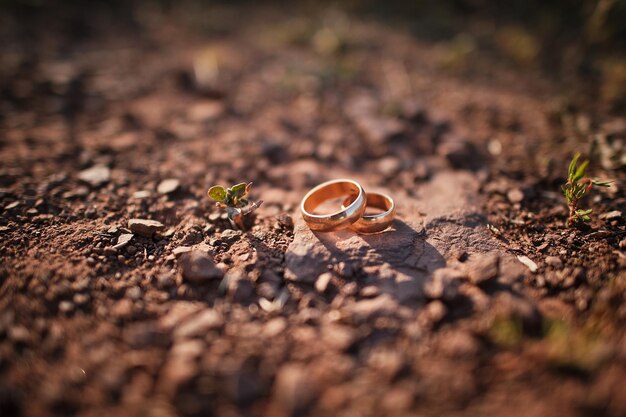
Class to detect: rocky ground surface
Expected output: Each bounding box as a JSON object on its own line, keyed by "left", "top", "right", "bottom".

{"left": 1, "top": 3, "right": 625, "bottom": 417}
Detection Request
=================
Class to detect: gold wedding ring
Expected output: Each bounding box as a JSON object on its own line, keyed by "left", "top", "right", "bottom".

{"left": 343, "top": 192, "right": 396, "bottom": 234}
{"left": 301, "top": 179, "right": 367, "bottom": 232}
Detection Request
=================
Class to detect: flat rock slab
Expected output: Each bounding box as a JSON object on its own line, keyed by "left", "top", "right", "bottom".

{"left": 285, "top": 172, "right": 508, "bottom": 303}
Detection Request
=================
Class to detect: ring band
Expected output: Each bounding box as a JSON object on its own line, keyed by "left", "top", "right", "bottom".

{"left": 343, "top": 192, "right": 395, "bottom": 234}
{"left": 301, "top": 179, "right": 367, "bottom": 232}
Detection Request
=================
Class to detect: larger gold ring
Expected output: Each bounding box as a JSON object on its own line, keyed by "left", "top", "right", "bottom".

{"left": 301, "top": 179, "right": 367, "bottom": 232}
{"left": 343, "top": 192, "right": 395, "bottom": 234}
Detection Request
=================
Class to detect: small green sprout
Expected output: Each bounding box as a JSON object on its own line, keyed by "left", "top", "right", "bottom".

{"left": 561, "top": 153, "right": 612, "bottom": 226}
{"left": 208, "top": 182, "right": 263, "bottom": 229}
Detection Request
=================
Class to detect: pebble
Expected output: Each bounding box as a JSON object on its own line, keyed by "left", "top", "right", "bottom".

{"left": 181, "top": 228, "right": 203, "bottom": 245}
{"left": 424, "top": 300, "right": 447, "bottom": 323}
{"left": 465, "top": 253, "right": 499, "bottom": 285}
{"left": 598, "top": 210, "right": 622, "bottom": 221}
{"left": 545, "top": 256, "right": 563, "bottom": 269}
{"left": 506, "top": 188, "right": 525, "bottom": 204}
{"left": 263, "top": 317, "right": 288, "bottom": 338}
{"left": 277, "top": 213, "right": 294, "bottom": 229}
{"left": 423, "top": 268, "right": 463, "bottom": 300}
{"left": 78, "top": 165, "right": 110, "bottom": 187}
{"left": 157, "top": 179, "right": 180, "bottom": 195}
{"left": 179, "top": 251, "right": 224, "bottom": 283}
{"left": 126, "top": 287, "right": 142, "bottom": 301}
{"left": 132, "top": 190, "right": 151, "bottom": 199}
{"left": 173, "top": 309, "right": 224, "bottom": 339}
{"left": 156, "top": 271, "right": 175, "bottom": 288}
{"left": 58, "top": 300, "right": 74, "bottom": 313}
{"left": 517, "top": 255, "right": 538, "bottom": 273}
{"left": 274, "top": 364, "right": 316, "bottom": 416}
{"left": 73, "top": 293, "right": 89, "bottom": 305}
{"left": 9, "top": 326, "right": 31, "bottom": 344}
{"left": 315, "top": 272, "right": 333, "bottom": 293}
{"left": 114, "top": 233, "right": 134, "bottom": 249}
{"left": 103, "top": 247, "right": 117, "bottom": 256}
{"left": 221, "top": 229, "right": 242, "bottom": 243}
{"left": 335, "top": 261, "right": 354, "bottom": 278}
{"left": 350, "top": 294, "right": 398, "bottom": 320}
{"left": 378, "top": 156, "right": 402, "bottom": 177}
{"left": 321, "top": 324, "right": 357, "bottom": 351}
{"left": 172, "top": 246, "right": 192, "bottom": 256}
{"left": 128, "top": 218, "right": 165, "bottom": 237}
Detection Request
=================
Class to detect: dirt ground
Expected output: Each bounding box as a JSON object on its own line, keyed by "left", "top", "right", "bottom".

{"left": 1, "top": 2, "right": 625, "bottom": 417}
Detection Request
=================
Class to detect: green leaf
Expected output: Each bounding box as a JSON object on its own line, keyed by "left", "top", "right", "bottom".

{"left": 208, "top": 185, "right": 227, "bottom": 202}
{"left": 572, "top": 159, "right": 589, "bottom": 182}
{"left": 592, "top": 179, "right": 613, "bottom": 187}
{"left": 568, "top": 153, "right": 580, "bottom": 178}
{"left": 576, "top": 209, "right": 593, "bottom": 216}
{"left": 229, "top": 182, "right": 248, "bottom": 198}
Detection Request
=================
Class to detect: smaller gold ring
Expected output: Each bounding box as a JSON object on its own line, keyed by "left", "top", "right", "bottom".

{"left": 301, "top": 179, "right": 367, "bottom": 232}
{"left": 343, "top": 192, "right": 395, "bottom": 234}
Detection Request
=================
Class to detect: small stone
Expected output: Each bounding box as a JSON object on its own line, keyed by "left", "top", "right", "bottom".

{"left": 86, "top": 257, "right": 97, "bottom": 267}
{"left": 172, "top": 246, "right": 192, "bottom": 256}
{"left": 9, "top": 326, "right": 31, "bottom": 344}
{"left": 126, "top": 287, "right": 142, "bottom": 301}
{"left": 208, "top": 212, "right": 221, "bottom": 222}
{"left": 221, "top": 229, "right": 242, "bottom": 243}
{"left": 126, "top": 245, "right": 137, "bottom": 255}
{"left": 157, "top": 179, "right": 180, "bottom": 195}
{"left": 277, "top": 213, "right": 294, "bottom": 229}
{"left": 132, "top": 190, "right": 151, "bottom": 199}
{"left": 157, "top": 339, "right": 204, "bottom": 397}
{"left": 103, "top": 246, "right": 117, "bottom": 256}
{"left": 128, "top": 219, "right": 165, "bottom": 237}
{"left": 424, "top": 300, "right": 447, "bottom": 323}
{"left": 180, "top": 228, "right": 203, "bottom": 245}
{"left": 157, "top": 271, "right": 175, "bottom": 289}
{"left": 378, "top": 156, "right": 402, "bottom": 177}
{"left": 114, "top": 233, "right": 134, "bottom": 249}
{"left": 179, "top": 251, "right": 224, "bottom": 283}
{"left": 620, "top": 238, "right": 626, "bottom": 249}
{"left": 335, "top": 261, "right": 354, "bottom": 278}
{"left": 274, "top": 364, "right": 316, "bottom": 416}
{"left": 545, "top": 256, "right": 563, "bottom": 269}
{"left": 423, "top": 268, "right": 463, "bottom": 300}
{"left": 73, "top": 293, "right": 89, "bottom": 305}
{"left": 256, "top": 278, "right": 278, "bottom": 299}
{"left": 173, "top": 309, "right": 223, "bottom": 339}
{"left": 360, "top": 285, "right": 380, "bottom": 298}
{"left": 321, "top": 324, "right": 356, "bottom": 351}
{"left": 599, "top": 210, "right": 622, "bottom": 221}
{"left": 507, "top": 188, "right": 524, "bottom": 204}
{"left": 78, "top": 165, "right": 110, "bottom": 187}
{"left": 264, "top": 317, "right": 288, "bottom": 338}
{"left": 226, "top": 270, "right": 255, "bottom": 303}
{"left": 517, "top": 255, "right": 538, "bottom": 273}
{"left": 111, "top": 298, "right": 134, "bottom": 319}
{"left": 350, "top": 294, "right": 398, "bottom": 320}
{"left": 59, "top": 301, "right": 74, "bottom": 313}
{"left": 465, "top": 253, "right": 499, "bottom": 285}
{"left": 315, "top": 272, "right": 333, "bottom": 293}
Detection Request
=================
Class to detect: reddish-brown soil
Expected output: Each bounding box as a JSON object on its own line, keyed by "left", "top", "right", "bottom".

{"left": 1, "top": 3, "right": 625, "bottom": 417}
